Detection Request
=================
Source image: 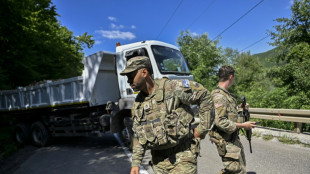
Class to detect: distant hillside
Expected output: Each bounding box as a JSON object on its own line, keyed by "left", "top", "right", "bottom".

{"left": 252, "top": 47, "right": 278, "bottom": 68}
{"left": 254, "top": 47, "right": 276, "bottom": 57}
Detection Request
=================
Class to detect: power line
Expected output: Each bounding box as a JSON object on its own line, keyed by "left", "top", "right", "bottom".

{"left": 156, "top": 0, "right": 184, "bottom": 39}
{"left": 241, "top": 35, "right": 269, "bottom": 52}
{"left": 212, "top": 0, "right": 264, "bottom": 41}
{"left": 187, "top": 0, "right": 217, "bottom": 29}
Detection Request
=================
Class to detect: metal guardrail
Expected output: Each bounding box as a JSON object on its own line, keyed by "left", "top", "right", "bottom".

{"left": 249, "top": 108, "right": 310, "bottom": 123}
{"left": 194, "top": 108, "right": 310, "bottom": 133}
{"left": 249, "top": 108, "right": 310, "bottom": 133}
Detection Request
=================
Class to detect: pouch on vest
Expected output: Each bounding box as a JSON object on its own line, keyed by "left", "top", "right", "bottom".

{"left": 223, "top": 143, "right": 241, "bottom": 160}
{"left": 153, "top": 121, "right": 168, "bottom": 145}
{"left": 135, "top": 117, "right": 171, "bottom": 149}
{"left": 136, "top": 125, "right": 147, "bottom": 145}
{"left": 143, "top": 124, "right": 155, "bottom": 142}
{"left": 209, "top": 130, "right": 227, "bottom": 157}
{"left": 217, "top": 139, "right": 227, "bottom": 157}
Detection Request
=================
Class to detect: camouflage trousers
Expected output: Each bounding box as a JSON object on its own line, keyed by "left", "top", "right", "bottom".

{"left": 218, "top": 138, "right": 246, "bottom": 174}
{"left": 150, "top": 138, "right": 200, "bottom": 174}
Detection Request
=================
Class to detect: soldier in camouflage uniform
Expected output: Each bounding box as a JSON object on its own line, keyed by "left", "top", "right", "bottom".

{"left": 120, "top": 56, "right": 214, "bottom": 174}
{"left": 209, "top": 66, "right": 257, "bottom": 174}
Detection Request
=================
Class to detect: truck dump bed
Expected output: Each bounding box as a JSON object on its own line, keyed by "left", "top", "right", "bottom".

{"left": 0, "top": 51, "right": 120, "bottom": 112}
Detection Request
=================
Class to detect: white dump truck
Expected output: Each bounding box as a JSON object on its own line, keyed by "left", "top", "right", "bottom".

{"left": 0, "top": 40, "right": 193, "bottom": 147}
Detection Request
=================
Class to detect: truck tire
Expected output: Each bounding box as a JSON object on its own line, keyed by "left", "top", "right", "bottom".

{"left": 15, "top": 123, "right": 31, "bottom": 145}
{"left": 31, "top": 121, "right": 50, "bottom": 147}
{"left": 123, "top": 117, "right": 134, "bottom": 150}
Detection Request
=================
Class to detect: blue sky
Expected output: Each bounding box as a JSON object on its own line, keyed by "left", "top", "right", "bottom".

{"left": 52, "top": 0, "right": 293, "bottom": 56}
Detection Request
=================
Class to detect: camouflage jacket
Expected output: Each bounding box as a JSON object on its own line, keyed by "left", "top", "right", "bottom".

{"left": 131, "top": 78, "right": 213, "bottom": 167}
{"left": 211, "top": 86, "right": 239, "bottom": 141}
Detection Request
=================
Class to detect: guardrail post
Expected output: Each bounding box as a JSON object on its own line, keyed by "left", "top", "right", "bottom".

{"left": 294, "top": 123, "right": 303, "bottom": 134}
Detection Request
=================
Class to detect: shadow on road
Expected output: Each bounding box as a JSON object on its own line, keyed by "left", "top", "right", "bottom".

{"left": 1, "top": 134, "right": 132, "bottom": 174}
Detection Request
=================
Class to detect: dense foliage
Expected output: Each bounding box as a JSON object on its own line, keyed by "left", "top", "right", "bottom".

{"left": 268, "top": 0, "right": 310, "bottom": 109}
{"left": 0, "top": 0, "right": 94, "bottom": 90}
{"left": 0, "top": 0, "right": 94, "bottom": 159}
{"left": 177, "top": 0, "right": 310, "bottom": 132}
{"left": 176, "top": 30, "right": 224, "bottom": 90}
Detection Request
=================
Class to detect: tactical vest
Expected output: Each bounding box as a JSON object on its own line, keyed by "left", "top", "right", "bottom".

{"left": 132, "top": 78, "right": 194, "bottom": 150}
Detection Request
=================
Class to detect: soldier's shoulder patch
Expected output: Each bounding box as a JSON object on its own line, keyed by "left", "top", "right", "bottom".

{"left": 181, "top": 79, "right": 190, "bottom": 88}
{"left": 194, "top": 82, "right": 199, "bottom": 87}
{"left": 215, "top": 102, "right": 223, "bottom": 108}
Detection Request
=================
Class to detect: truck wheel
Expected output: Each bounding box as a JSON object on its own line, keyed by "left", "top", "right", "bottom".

{"left": 123, "top": 117, "right": 134, "bottom": 150}
{"left": 31, "top": 121, "right": 50, "bottom": 147}
{"left": 15, "top": 123, "right": 31, "bottom": 144}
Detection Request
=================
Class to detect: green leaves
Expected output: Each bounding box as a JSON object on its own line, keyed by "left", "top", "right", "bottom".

{"left": 0, "top": 0, "right": 94, "bottom": 89}
{"left": 176, "top": 1, "right": 310, "bottom": 131}
{"left": 267, "top": 0, "right": 310, "bottom": 109}
{"left": 269, "top": 0, "right": 310, "bottom": 48}
{"left": 177, "top": 30, "right": 224, "bottom": 90}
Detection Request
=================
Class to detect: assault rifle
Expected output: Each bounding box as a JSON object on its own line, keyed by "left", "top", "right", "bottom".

{"left": 241, "top": 96, "right": 252, "bottom": 153}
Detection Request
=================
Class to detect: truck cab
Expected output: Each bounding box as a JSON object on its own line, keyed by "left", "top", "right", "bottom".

{"left": 116, "top": 40, "right": 193, "bottom": 99}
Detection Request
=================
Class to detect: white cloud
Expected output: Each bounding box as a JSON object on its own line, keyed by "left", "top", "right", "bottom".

{"left": 131, "top": 25, "right": 136, "bottom": 29}
{"left": 108, "top": 16, "right": 117, "bottom": 21}
{"left": 192, "top": 32, "right": 199, "bottom": 36}
{"left": 96, "top": 30, "right": 136, "bottom": 40}
{"left": 94, "top": 40, "right": 102, "bottom": 45}
{"left": 111, "top": 23, "right": 124, "bottom": 29}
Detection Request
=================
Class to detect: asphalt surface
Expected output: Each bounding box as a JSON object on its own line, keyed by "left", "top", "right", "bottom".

{"left": 1, "top": 134, "right": 309, "bottom": 174}
{"left": 11, "top": 135, "right": 132, "bottom": 174}
{"left": 198, "top": 136, "right": 310, "bottom": 174}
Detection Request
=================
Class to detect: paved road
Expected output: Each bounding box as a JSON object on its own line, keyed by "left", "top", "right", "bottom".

{"left": 198, "top": 136, "right": 310, "bottom": 174}
{"left": 13, "top": 135, "right": 132, "bottom": 174}
{"left": 2, "top": 134, "right": 309, "bottom": 174}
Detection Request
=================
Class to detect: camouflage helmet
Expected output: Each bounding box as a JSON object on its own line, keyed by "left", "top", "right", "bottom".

{"left": 120, "top": 56, "right": 151, "bottom": 76}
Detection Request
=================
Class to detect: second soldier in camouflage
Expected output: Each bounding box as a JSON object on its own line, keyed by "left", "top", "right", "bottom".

{"left": 209, "top": 66, "right": 256, "bottom": 174}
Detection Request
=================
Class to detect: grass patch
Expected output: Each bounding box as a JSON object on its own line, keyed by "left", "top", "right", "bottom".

{"left": 277, "top": 136, "right": 310, "bottom": 148}
{"left": 302, "top": 144, "right": 310, "bottom": 148}
{"left": 262, "top": 134, "right": 273, "bottom": 141}
{"left": 277, "top": 136, "right": 301, "bottom": 144}
{"left": 252, "top": 131, "right": 261, "bottom": 137}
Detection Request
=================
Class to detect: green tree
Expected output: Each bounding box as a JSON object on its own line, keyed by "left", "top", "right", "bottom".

{"left": 269, "top": 0, "right": 310, "bottom": 49}
{"left": 176, "top": 30, "right": 224, "bottom": 90}
{"left": 226, "top": 51, "right": 274, "bottom": 107}
{"left": 268, "top": 0, "right": 310, "bottom": 109}
{"left": 269, "top": 43, "right": 310, "bottom": 109}
{"left": 0, "top": 0, "right": 94, "bottom": 90}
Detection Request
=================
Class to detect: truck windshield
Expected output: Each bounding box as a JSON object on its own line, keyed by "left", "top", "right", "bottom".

{"left": 151, "top": 45, "right": 190, "bottom": 75}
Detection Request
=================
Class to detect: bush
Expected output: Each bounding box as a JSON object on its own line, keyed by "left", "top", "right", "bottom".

{"left": 0, "top": 115, "right": 19, "bottom": 159}
{"left": 0, "top": 126, "right": 19, "bottom": 159}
